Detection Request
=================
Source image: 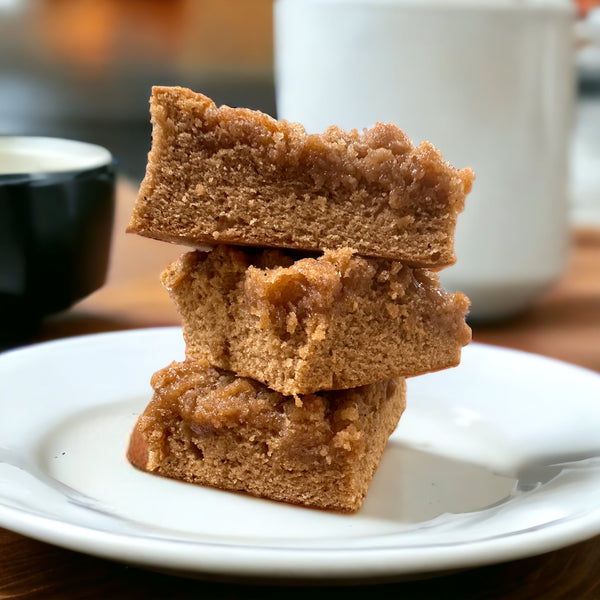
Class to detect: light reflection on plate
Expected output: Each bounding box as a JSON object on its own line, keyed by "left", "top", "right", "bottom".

{"left": 0, "top": 328, "right": 599, "bottom": 583}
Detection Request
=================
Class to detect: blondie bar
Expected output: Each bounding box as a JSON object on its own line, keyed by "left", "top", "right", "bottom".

{"left": 128, "top": 86, "right": 474, "bottom": 267}
{"left": 162, "top": 246, "right": 471, "bottom": 396}
{"left": 128, "top": 361, "right": 406, "bottom": 513}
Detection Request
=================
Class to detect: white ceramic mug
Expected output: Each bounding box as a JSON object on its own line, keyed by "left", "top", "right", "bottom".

{"left": 274, "top": 0, "right": 576, "bottom": 321}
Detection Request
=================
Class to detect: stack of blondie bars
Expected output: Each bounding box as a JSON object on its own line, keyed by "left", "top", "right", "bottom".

{"left": 126, "top": 87, "right": 474, "bottom": 513}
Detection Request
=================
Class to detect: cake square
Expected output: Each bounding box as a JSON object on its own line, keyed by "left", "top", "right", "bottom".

{"left": 161, "top": 245, "right": 471, "bottom": 396}
{"left": 127, "top": 361, "right": 406, "bottom": 513}
{"left": 128, "top": 86, "right": 474, "bottom": 268}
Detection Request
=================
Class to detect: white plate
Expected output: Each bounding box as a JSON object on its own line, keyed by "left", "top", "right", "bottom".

{"left": 1, "top": 328, "right": 600, "bottom": 583}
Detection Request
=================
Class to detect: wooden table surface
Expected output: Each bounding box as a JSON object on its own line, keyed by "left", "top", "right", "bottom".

{"left": 1, "top": 180, "right": 599, "bottom": 599}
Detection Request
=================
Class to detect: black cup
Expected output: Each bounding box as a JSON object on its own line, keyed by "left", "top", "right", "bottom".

{"left": 0, "top": 137, "right": 116, "bottom": 344}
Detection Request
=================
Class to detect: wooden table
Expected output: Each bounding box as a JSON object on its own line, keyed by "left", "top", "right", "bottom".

{"left": 1, "top": 181, "right": 599, "bottom": 599}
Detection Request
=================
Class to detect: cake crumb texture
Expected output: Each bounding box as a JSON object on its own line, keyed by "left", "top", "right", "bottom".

{"left": 127, "top": 361, "right": 407, "bottom": 513}
{"left": 128, "top": 86, "right": 474, "bottom": 267}
{"left": 161, "top": 245, "right": 471, "bottom": 395}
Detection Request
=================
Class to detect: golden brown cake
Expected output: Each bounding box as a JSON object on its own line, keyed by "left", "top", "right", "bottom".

{"left": 127, "top": 361, "right": 406, "bottom": 513}
{"left": 128, "top": 86, "right": 474, "bottom": 267}
{"left": 162, "top": 245, "right": 471, "bottom": 396}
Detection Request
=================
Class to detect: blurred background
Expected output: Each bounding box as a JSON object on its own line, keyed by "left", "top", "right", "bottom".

{"left": 0, "top": 0, "right": 598, "bottom": 225}
{"left": 0, "top": 0, "right": 275, "bottom": 180}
